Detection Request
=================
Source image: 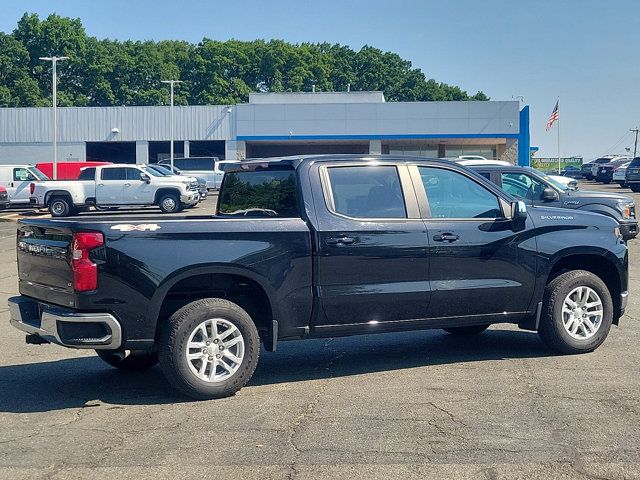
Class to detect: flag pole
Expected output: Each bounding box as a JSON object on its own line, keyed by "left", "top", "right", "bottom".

{"left": 557, "top": 97, "right": 561, "bottom": 174}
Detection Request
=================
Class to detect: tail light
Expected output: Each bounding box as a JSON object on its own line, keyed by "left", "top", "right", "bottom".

{"left": 71, "top": 232, "right": 104, "bottom": 291}
{"left": 30, "top": 183, "right": 35, "bottom": 195}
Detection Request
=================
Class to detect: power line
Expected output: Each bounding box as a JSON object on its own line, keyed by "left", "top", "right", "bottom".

{"left": 597, "top": 131, "right": 632, "bottom": 158}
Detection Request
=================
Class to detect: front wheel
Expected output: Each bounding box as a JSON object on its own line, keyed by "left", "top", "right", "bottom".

{"left": 159, "top": 298, "right": 260, "bottom": 399}
{"left": 443, "top": 325, "right": 490, "bottom": 335}
{"left": 630, "top": 185, "right": 640, "bottom": 193}
{"left": 158, "top": 193, "right": 182, "bottom": 213}
{"left": 538, "top": 270, "right": 613, "bottom": 354}
{"left": 96, "top": 350, "right": 159, "bottom": 371}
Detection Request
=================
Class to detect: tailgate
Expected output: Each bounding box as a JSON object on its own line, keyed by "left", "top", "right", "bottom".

{"left": 17, "top": 223, "right": 75, "bottom": 295}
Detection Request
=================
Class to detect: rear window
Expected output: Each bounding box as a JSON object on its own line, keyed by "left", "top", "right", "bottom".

{"left": 78, "top": 168, "right": 95, "bottom": 180}
{"left": 218, "top": 169, "right": 299, "bottom": 218}
{"left": 101, "top": 168, "right": 126, "bottom": 180}
{"left": 629, "top": 158, "right": 640, "bottom": 167}
{"left": 173, "top": 158, "right": 215, "bottom": 171}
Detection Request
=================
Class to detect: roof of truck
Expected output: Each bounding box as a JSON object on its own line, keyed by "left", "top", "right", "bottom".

{"left": 233, "top": 154, "right": 451, "bottom": 169}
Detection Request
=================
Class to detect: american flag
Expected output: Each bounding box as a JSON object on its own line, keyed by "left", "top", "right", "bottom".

{"left": 546, "top": 101, "right": 559, "bottom": 131}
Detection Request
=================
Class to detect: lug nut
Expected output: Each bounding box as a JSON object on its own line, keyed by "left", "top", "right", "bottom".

{"left": 219, "top": 345, "right": 224, "bottom": 350}
{"left": 216, "top": 354, "right": 221, "bottom": 359}
{"left": 208, "top": 356, "right": 213, "bottom": 361}
{"left": 213, "top": 339, "right": 219, "bottom": 344}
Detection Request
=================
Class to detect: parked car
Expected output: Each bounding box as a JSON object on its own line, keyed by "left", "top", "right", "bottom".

{"left": 591, "top": 156, "right": 629, "bottom": 181}
{"left": 35, "top": 161, "right": 111, "bottom": 180}
{"left": 158, "top": 157, "right": 221, "bottom": 189}
{"left": 455, "top": 158, "right": 510, "bottom": 167}
{"left": 596, "top": 159, "right": 629, "bottom": 184}
{"left": 0, "top": 165, "right": 49, "bottom": 206}
{"left": 142, "top": 164, "right": 207, "bottom": 202}
{"left": 581, "top": 157, "right": 615, "bottom": 180}
{"left": 0, "top": 186, "right": 9, "bottom": 209}
{"left": 613, "top": 162, "right": 631, "bottom": 187}
{"left": 469, "top": 164, "right": 638, "bottom": 240}
{"left": 625, "top": 157, "right": 640, "bottom": 192}
{"left": 9, "top": 155, "right": 629, "bottom": 399}
{"left": 548, "top": 174, "right": 578, "bottom": 190}
{"left": 561, "top": 165, "right": 582, "bottom": 179}
{"left": 217, "top": 160, "right": 242, "bottom": 172}
{"left": 30, "top": 164, "right": 200, "bottom": 217}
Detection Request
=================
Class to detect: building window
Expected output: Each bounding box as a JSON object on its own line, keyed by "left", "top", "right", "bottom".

{"left": 444, "top": 146, "right": 497, "bottom": 159}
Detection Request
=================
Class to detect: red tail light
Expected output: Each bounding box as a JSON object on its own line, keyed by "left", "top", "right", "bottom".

{"left": 71, "top": 232, "right": 104, "bottom": 291}
{"left": 30, "top": 183, "right": 35, "bottom": 195}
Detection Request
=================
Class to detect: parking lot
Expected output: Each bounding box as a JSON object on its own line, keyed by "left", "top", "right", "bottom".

{"left": 0, "top": 180, "right": 639, "bottom": 480}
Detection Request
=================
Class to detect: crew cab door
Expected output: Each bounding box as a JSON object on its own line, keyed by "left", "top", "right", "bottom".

{"left": 411, "top": 165, "right": 536, "bottom": 319}
{"left": 311, "top": 163, "right": 430, "bottom": 327}
{"left": 96, "top": 167, "right": 126, "bottom": 204}
{"left": 9, "top": 167, "right": 35, "bottom": 203}
{"left": 123, "top": 167, "right": 154, "bottom": 204}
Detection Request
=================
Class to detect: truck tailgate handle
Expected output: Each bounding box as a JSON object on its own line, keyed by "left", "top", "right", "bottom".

{"left": 433, "top": 233, "right": 459, "bottom": 242}
{"left": 326, "top": 236, "right": 356, "bottom": 245}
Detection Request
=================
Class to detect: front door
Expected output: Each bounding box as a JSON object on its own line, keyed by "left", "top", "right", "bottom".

{"left": 10, "top": 167, "right": 34, "bottom": 203}
{"left": 312, "top": 163, "right": 430, "bottom": 327}
{"left": 96, "top": 167, "right": 126, "bottom": 204}
{"left": 413, "top": 165, "right": 537, "bottom": 319}
{"left": 123, "top": 167, "right": 154, "bottom": 204}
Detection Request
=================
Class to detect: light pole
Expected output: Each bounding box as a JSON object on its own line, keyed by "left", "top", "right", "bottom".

{"left": 161, "top": 80, "right": 183, "bottom": 170}
{"left": 39, "top": 56, "right": 68, "bottom": 180}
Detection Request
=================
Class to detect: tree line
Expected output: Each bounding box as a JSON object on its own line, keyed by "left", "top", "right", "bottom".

{"left": 0, "top": 13, "right": 489, "bottom": 108}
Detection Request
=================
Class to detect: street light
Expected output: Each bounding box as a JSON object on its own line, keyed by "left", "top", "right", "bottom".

{"left": 39, "top": 56, "right": 69, "bottom": 180}
{"left": 161, "top": 80, "right": 183, "bottom": 171}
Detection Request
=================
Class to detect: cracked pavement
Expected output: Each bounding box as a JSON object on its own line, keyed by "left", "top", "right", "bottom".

{"left": 0, "top": 181, "right": 639, "bottom": 479}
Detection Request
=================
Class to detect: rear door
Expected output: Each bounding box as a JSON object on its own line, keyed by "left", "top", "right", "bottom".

{"left": 311, "top": 162, "right": 430, "bottom": 327}
{"left": 411, "top": 164, "right": 536, "bottom": 319}
{"left": 96, "top": 167, "right": 126, "bottom": 204}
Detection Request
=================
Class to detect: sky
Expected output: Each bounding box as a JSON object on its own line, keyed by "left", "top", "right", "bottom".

{"left": 1, "top": 0, "right": 639, "bottom": 160}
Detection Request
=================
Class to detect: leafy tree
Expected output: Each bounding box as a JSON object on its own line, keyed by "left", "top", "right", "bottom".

{"left": 0, "top": 12, "right": 489, "bottom": 107}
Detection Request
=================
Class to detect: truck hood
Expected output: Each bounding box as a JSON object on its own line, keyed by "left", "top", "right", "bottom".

{"left": 565, "top": 189, "right": 634, "bottom": 204}
{"left": 528, "top": 205, "right": 619, "bottom": 229}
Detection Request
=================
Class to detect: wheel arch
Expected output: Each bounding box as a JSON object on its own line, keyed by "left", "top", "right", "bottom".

{"left": 45, "top": 190, "right": 74, "bottom": 206}
{"left": 151, "top": 264, "right": 279, "bottom": 350}
{"left": 154, "top": 188, "right": 182, "bottom": 204}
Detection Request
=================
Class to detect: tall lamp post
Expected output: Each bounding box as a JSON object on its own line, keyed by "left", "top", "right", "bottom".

{"left": 161, "top": 80, "right": 183, "bottom": 171}
{"left": 39, "top": 56, "right": 68, "bottom": 180}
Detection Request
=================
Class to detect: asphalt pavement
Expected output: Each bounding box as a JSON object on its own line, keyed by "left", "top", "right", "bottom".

{"left": 0, "top": 181, "right": 639, "bottom": 479}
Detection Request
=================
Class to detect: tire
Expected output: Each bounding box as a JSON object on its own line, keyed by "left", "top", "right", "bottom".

{"left": 96, "top": 350, "right": 159, "bottom": 371}
{"left": 48, "top": 196, "right": 72, "bottom": 217}
{"left": 95, "top": 206, "right": 119, "bottom": 212}
{"left": 603, "top": 180, "right": 611, "bottom": 184}
{"left": 630, "top": 185, "right": 640, "bottom": 193}
{"left": 538, "top": 270, "right": 613, "bottom": 354}
{"left": 158, "top": 193, "right": 182, "bottom": 213}
{"left": 443, "top": 325, "right": 490, "bottom": 335}
{"left": 159, "top": 298, "right": 260, "bottom": 400}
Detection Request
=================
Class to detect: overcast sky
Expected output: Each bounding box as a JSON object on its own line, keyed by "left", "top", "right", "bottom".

{"left": 2, "top": 0, "right": 639, "bottom": 160}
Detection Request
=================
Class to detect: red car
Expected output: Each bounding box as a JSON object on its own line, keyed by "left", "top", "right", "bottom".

{"left": 0, "top": 185, "right": 8, "bottom": 209}
{"left": 35, "top": 161, "right": 111, "bottom": 180}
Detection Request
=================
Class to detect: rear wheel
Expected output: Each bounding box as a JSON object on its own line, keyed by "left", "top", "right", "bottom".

{"left": 48, "top": 196, "right": 72, "bottom": 217}
{"left": 538, "top": 270, "right": 613, "bottom": 354}
{"left": 159, "top": 298, "right": 260, "bottom": 400}
{"left": 443, "top": 325, "right": 490, "bottom": 335}
{"left": 96, "top": 350, "right": 159, "bottom": 371}
{"left": 158, "top": 193, "right": 182, "bottom": 213}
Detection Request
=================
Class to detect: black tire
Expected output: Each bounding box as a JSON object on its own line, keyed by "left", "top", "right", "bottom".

{"left": 443, "top": 325, "right": 490, "bottom": 335}
{"left": 603, "top": 180, "right": 611, "bottom": 184}
{"left": 96, "top": 350, "right": 159, "bottom": 371}
{"left": 630, "top": 185, "right": 640, "bottom": 193}
{"left": 159, "top": 298, "right": 260, "bottom": 400}
{"left": 158, "top": 193, "right": 182, "bottom": 213}
{"left": 538, "top": 270, "right": 613, "bottom": 354}
{"left": 48, "top": 196, "right": 72, "bottom": 217}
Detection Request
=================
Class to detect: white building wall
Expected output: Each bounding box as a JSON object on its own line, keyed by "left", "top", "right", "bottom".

{"left": 0, "top": 142, "right": 85, "bottom": 165}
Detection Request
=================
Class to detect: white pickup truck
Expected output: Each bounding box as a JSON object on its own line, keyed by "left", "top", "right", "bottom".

{"left": 30, "top": 164, "right": 200, "bottom": 217}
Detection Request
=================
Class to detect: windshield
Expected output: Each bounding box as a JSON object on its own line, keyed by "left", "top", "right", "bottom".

{"left": 29, "top": 167, "right": 49, "bottom": 180}
{"left": 527, "top": 167, "right": 570, "bottom": 191}
{"left": 147, "top": 165, "right": 171, "bottom": 176}
{"left": 140, "top": 166, "right": 162, "bottom": 177}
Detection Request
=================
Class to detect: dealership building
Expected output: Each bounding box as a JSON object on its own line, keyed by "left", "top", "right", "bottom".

{"left": 0, "top": 91, "right": 530, "bottom": 166}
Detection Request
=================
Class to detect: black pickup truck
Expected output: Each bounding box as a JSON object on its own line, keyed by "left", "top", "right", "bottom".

{"left": 470, "top": 165, "right": 638, "bottom": 240}
{"left": 9, "top": 155, "right": 629, "bottom": 399}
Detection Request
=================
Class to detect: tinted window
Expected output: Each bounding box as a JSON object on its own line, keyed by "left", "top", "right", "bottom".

{"left": 78, "top": 168, "right": 96, "bottom": 180}
{"left": 629, "top": 158, "right": 640, "bottom": 167}
{"left": 326, "top": 166, "right": 406, "bottom": 219}
{"left": 419, "top": 167, "right": 502, "bottom": 219}
{"left": 501, "top": 172, "right": 545, "bottom": 200}
{"left": 126, "top": 168, "right": 145, "bottom": 180}
{"left": 218, "top": 169, "right": 299, "bottom": 217}
{"left": 173, "top": 158, "right": 215, "bottom": 170}
{"left": 101, "top": 168, "right": 126, "bottom": 180}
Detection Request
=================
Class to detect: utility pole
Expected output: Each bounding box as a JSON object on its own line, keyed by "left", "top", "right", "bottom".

{"left": 161, "top": 80, "right": 183, "bottom": 171}
{"left": 631, "top": 128, "right": 639, "bottom": 158}
{"left": 39, "top": 56, "right": 69, "bottom": 180}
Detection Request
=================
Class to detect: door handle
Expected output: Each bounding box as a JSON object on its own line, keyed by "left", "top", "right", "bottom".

{"left": 97, "top": 184, "right": 104, "bottom": 188}
{"left": 433, "top": 233, "right": 459, "bottom": 242}
{"left": 124, "top": 183, "right": 131, "bottom": 187}
{"left": 326, "top": 236, "right": 356, "bottom": 245}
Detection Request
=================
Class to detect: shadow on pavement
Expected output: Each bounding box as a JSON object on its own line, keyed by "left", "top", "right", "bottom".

{"left": 0, "top": 328, "right": 552, "bottom": 413}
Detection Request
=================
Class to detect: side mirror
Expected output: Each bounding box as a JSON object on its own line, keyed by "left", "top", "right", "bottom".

{"left": 542, "top": 188, "right": 559, "bottom": 202}
{"left": 140, "top": 173, "right": 151, "bottom": 183}
{"left": 512, "top": 200, "right": 527, "bottom": 222}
